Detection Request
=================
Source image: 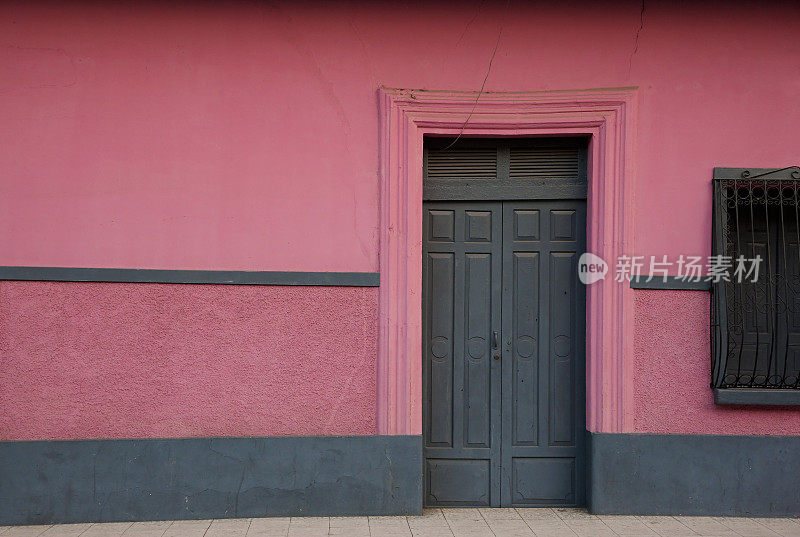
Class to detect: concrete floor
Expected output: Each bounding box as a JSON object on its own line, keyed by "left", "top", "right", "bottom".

{"left": 2, "top": 509, "right": 800, "bottom": 537}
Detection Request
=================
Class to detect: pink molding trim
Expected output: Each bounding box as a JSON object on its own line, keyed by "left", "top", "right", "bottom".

{"left": 377, "top": 87, "right": 638, "bottom": 435}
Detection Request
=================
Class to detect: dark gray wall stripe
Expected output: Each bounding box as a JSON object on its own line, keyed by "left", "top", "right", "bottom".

{"left": 589, "top": 432, "right": 800, "bottom": 517}
{"left": 714, "top": 388, "right": 800, "bottom": 406}
{"left": 0, "top": 267, "right": 379, "bottom": 287}
{"left": 0, "top": 435, "right": 422, "bottom": 525}
{"left": 630, "top": 276, "right": 711, "bottom": 291}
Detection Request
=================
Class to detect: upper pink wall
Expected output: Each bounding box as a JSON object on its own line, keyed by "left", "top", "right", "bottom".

{"left": 0, "top": 282, "right": 377, "bottom": 441}
{"left": 2, "top": 1, "right": 798, "bottom": 271}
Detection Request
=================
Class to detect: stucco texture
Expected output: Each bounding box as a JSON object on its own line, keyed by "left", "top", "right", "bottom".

{"left": 0, "top": 282, "right": 378, "bottom": 440}
{"left": 634, "top": 290, "right": 800, "bottom": 435}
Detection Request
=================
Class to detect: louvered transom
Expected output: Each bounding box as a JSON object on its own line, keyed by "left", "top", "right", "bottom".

{"left": 426, "top": 148, "right": 497, "bottom": 178}
{"left": 510, "top": 147, "right": 582, "bottom": 178}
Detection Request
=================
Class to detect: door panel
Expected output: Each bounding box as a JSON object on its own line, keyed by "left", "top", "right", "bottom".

{"left": 501, "top": 201, "right": 586, "bottom": 507}
{"left": 423, "top": 203, "right": 502, "bottom": 506}
{"left": 423, "top": 200, "right": 586, "bottom": 507}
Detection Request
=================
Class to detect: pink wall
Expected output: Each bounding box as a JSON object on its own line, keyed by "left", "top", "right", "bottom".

{"left": 0, "top": 282, "right": 377, "bottom": 440}
{"left": 3, "top": 1, "right": 798, "bottom": 272}
{"left": 634, "top": 291, "right": 800, "bottom": 435}
{"left": 2, "top": 1, "right": 800, "bottom": 438}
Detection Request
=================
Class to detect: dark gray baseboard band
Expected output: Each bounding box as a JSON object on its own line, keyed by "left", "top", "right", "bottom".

{"left": 0, "top": 435, "right": 422, "bottom": 525}
{"left": 630, "top": 276, "right": 711, "bottom": 291}
{"left": 588, "top": 432, "right": 800, "bottom": 517}
{"left": 714, "top": 388, "right": 800, "bottom": 406}
{"left": 0, "top": 266, "right": 380, "bottom": 287}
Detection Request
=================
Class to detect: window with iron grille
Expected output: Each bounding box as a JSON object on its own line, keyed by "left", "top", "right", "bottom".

{"left": 711, "top": 167, "right": 800, "bottom": 392}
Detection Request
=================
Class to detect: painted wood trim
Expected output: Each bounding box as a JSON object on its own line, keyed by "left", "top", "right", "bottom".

{"left": 378, "top": 87, "right": 639, "bottom": 435}
{"left": 630, "top": 276, "right": 711, "bottom": 291}
{"left": 423, "top": 177, "right": 588, "bottom": 201}
{"left": 0, "top": 266, "right": 380, "bottom": 286}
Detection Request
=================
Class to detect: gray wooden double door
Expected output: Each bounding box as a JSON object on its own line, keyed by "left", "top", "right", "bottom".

{"left": 423, "top": 200, "right": 586, "bottom": 507}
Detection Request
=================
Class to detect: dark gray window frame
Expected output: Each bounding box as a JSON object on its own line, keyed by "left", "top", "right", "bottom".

{"left": 711, "top": 166, "right": 800, "bottom": 406}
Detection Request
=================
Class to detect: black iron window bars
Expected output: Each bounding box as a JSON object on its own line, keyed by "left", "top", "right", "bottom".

{"left": 711, "top": 167, "right": 800, "bottom": 390}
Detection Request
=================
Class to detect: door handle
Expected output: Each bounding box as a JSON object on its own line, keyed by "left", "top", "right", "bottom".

{"left": 492, "top": 331, "right": 499, "bottom": 349}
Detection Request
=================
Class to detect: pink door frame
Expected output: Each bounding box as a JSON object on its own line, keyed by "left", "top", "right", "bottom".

{"left": 377, "top": 87, "right": 638, "bottom": 436}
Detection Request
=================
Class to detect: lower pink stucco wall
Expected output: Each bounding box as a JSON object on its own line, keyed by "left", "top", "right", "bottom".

{"left": 0, "top": 282, "right": 377, "bottom": 440}
{"left": 634, "top": 290, "right": 800, "bottom": 435}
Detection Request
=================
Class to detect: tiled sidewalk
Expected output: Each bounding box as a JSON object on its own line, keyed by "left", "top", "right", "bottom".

{"left": 2, "top": 508, "right": 800, "bottom": 537}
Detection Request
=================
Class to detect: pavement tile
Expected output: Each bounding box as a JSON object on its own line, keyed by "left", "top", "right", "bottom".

{"left": 750, "top": 519, "right": 800, "bottom": 537}
{"left": 38, "top": 524, "right": 92, "bottom": 537}
{"left": 205, "top": 518, "right": 252, "bottom": 537}
{"left": 329, "top": 517, "right": 369, "bottom": 528}
{"left": 599, "top": 515, "right": 659, "bottom": 536}
{"left": 370, "top": 518, "right": 408, "bottom": 522}
{"left": 368, "top": 517, "right": 410, "bottom": 530}
{"left": 329, "top": 527, "right": 370, "bottom": 536}
{"left": 286, "top": 524, "right": 328, "bottom": 537}
{"left": 519, "top": 517, "right": 579, "bottom": 530}
{"left": 409, "top": 522, "right": 451, "bottom": 528}
{"left": 79, "top": 522, "right": 134, "bottom": 537}
{"left": 286, "top": 518, "right": 328, "bottom": 537}
{"left": 675, "top": 517, "right": 740, "bottom": 537}
{"left": 121, "top": 521, "right": 173, "bottom": 537}
{"left": 558, "top": 517, "right": 617, "bottom": 537}
{"left": 286, "top": 531, "right": 327, "bottom": 537}
{"left": 478, "top": 508, "right": 521, "bottom": 520}
{"left": 524, "top": 526, "right": 578, "bottom": 537}
{"left": 286, "top": 519, "right": 327, "bottom": 537}
{"left": 247, "top": 517, "right": 290, "bottom": 536}
{"left": 3, "top": 528, "right": 52, "bottom": 537}
{"left": 289, "top": 518, "right": 329, "bottom": 527}
{"left": 408, "top": 511, "right": 447, "bottom": 526}
{"left": 436, "top": 531, "right": 491, "bottom": 537}
{"left": 484, "top": 522, "right": 535, "bottom": 536}
{"left": 712, "top": 517, "right": 781, "bottom": 537}
{"left": 636, "top": 516, "right": 699, "bottom": 536}
{"left": 407, "top": 519, "right": 450, "bottom": 531}
{"left": 408, "top": 525, "right": 451, "bottom": 533}
{"left": 441, "top": 509, "right": 483, "bottom": 521}
{"left": 4, "top": 511, "right": 800, "bottom": 537}
{"left": 162, "top": 520, "right": 212, "bottom": 537}
{"left": 554, "top": 509, "right": 599, "bottom": 521}
{"left": 515, "top": 508, "right": 561, "bottom": 521}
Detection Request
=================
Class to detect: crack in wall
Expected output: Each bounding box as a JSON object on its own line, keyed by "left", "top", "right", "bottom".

{"left": 442, "top": 0, "right": 510, "bottom": 151}
{"left": 455, "top": 0, "right": 487, "bottom": 48}
{"left": 629, "top": 0, "right": 646, "bottom": 77}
